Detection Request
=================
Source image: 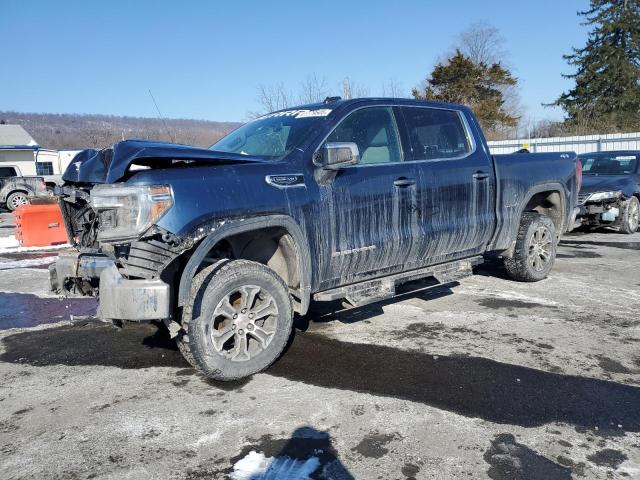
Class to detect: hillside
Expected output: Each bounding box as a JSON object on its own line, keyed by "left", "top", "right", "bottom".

{"left": 0, "top": 111, "right": 242, "bottom": 150}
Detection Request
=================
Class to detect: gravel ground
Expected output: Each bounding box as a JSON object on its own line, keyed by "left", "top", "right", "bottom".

{"left": 0, "top": 210, "right": 639, "bottom": 479}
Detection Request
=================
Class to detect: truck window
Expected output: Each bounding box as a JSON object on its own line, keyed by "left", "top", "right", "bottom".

{"left": 210, "top": 109, "right": 329, "bottom": 159}
{"left": 401, "top": 107, "right": 471, "bottom": 160}
{"left": 579, "top": 154, "right": 638, "bottom": 175}
{"left": 326, "top": 107, "right": 402, "bottom": 164}
{"left": 0, "top": 167, "right": 17, "bottom": 178}
{"left": 36, "top": 162, "right": 54, "bottom": 175}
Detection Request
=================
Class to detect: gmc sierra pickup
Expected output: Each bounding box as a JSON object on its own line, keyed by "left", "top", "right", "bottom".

{"left": 50, "top": 98, "right": 581, "bottom": 381}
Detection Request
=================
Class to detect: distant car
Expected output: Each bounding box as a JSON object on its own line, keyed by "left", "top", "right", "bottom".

{"left": 576, "top": 151, "right": 639, "bottom": 234}
{"left": 0, "top": 165, "right": 48, "bottom": 211}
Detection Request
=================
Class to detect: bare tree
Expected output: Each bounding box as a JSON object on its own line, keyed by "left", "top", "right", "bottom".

{"left": 457, "top": 22, "right": 507, "bottom": 65}
{"left": 298, "top": 73, "right": 330, "bottom": 104}
{"left": 342, "top": 77, "right": 370, "bottom": 99}
{"left": 254, "top": 82, "right": 294, "bottom": 114}
{"left": 381, "top": 77, "right": 404, "bottom": 97}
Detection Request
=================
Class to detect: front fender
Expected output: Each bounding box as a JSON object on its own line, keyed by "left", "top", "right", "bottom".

{"left": 177, "top": 215, "right": 312, "bottom": 314}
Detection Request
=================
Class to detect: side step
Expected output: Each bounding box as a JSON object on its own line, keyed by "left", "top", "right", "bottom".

{"left": 314, "top": 256, "right": 483, "bottom": 308}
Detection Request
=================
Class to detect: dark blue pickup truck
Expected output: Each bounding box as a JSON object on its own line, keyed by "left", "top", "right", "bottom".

{"left": 51, "top": 98, "right": 581, "bottom": 380}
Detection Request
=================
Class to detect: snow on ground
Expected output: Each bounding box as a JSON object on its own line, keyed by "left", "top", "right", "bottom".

{"left": 231, "top": 451, "right": 320, "bottom": 480}
{"left": 0, "top": 256, "right": 58, "bottom": 270}
{"left": 0, "top": 235, "right": 69, "bottom": 254}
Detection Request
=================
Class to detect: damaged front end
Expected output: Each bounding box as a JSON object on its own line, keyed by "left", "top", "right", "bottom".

{"left": 51, "top": 183, "right": 187, "bottom": 321}
{"left": 576, "top": 190, "right": 625, "bottom": 228}
{"left": 50, "top": 140, "right": 265, "bottom": 321}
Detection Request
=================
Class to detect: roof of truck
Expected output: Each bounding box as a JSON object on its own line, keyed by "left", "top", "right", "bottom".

{"left": 282, "top": 97, "right": 469, "bottom": 113}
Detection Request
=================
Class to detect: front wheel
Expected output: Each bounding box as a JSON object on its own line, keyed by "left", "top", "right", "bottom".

{"left": 178, "top": 259, "right": 293, "bottom": 381}
{"left": 504, "top": 212, "right": 557, "bottom": 282}
{"left": 619, "top": 196, "right": 639, "bottom": 234}
{"left": 6, "top": 191, "right": 28, "bottom": 211}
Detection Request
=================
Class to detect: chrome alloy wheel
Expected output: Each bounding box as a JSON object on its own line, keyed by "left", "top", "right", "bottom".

{"left": 209, "top": 285, "right": 279, "bottom": 362}
{"left": 629, "top": 199, "right": 639, "bottom": 232}
{"left": 9, "top": 192, "right": 28, "bottom": 210}
{"left": 528, "top": 225, "right": 553, "bottom": 272}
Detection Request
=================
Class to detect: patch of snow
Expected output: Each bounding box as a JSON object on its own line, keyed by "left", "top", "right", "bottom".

{"left": 0, "top": 256, "right": 58, "bottom": 270}
{"left": 231, "top": 451, "right": 320, "bottom": 480}
{"left": 191, "top": 431, "right": 221, "bottom": 448}
{"left": 0, "top": 235, "right": 69, "bottom": 254}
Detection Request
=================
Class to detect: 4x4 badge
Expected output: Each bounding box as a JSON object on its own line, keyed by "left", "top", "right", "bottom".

{"left": 265, "top": 174, "right": 305, "bottom": 188}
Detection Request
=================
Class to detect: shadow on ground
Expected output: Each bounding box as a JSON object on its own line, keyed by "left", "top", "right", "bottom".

{"left": 0, "top": 292, "right": 97, "bottom": 329}
{"left": 1, "top": 323, "right": 638, "bottom": 435}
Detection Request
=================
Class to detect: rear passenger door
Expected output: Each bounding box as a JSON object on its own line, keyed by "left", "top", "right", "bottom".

{"left": 398, "top": 106, "right": 496, "bottom": 263}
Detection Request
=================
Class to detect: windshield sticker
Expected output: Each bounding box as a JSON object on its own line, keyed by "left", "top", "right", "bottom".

{"left": 259, "top": 109, "right": 332, "bottom": 120}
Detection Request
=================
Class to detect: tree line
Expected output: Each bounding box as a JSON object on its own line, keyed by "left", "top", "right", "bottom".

{"left": 0, "top": 112, "right": 241, "bottom": 150}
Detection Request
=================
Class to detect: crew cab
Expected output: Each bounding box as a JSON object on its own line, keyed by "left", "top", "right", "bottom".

{"left": 50, "top": 98, "right": 581, "bottom": 381}
{"left": 576, "top": 151, "right": 639, "bottom": 234}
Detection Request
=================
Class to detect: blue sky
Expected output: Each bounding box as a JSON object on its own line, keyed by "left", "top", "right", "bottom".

{"left": 1, "top": 0, "right": 589, "bottom": 123}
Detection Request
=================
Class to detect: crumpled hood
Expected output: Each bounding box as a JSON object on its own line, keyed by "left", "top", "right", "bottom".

{"left": 581, "top": 174, "right": 638, "bottom": 197}
{"left": 62, "top": 139, "right": 265, "bottom": 184}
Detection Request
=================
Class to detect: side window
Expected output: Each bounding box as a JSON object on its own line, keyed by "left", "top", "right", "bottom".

{"left": 402, "top": 107, "right": 471, "bottom": 160}
{"left": 0, "top": 167, "right": 17, "bottom": 178}
{"left": 326, "top": 107, "right": 402, "bottom": 164}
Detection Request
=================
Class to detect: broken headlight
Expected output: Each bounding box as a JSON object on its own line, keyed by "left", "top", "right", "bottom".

{"left": 586, "top": 190, "right": 622, "bottom": 202}
{"left": 90, "top": 184, "right": 173, "bottom": 242}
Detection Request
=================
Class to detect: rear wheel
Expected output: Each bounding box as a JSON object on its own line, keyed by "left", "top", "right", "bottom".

{"left": 6, "top": 191, "right": 28, "bottom": 211}
{"left": 504, "top": 212, "right": 557, "bottom": 282}
{"left": 178, "top": 259, "right": 293, "bottom": 381}
{"left": 619, "top": 196, "right": 639, "bottom": 234}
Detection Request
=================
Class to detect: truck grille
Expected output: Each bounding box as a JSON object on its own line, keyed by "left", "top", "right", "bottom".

{"left": 120, "top": 239, "right": 177, "bottom": 279}
{"left": 577, "top": 193, "right": 590, "bottom": 204}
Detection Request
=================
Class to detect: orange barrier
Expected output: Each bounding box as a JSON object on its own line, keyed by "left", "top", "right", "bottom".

{"left": 14, "top": 203, "right": 69, "bottom": 247}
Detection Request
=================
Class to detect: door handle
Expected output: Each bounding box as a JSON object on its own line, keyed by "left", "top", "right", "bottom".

{"left": 473, "top": 172, "right": 489, "bottom": 180}
{"left": 393, "top": 178, "right": 416, "bottom": 187}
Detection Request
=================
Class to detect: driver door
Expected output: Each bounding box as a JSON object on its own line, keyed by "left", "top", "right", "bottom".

{"left": 317, "top": 106, "right": 420, "bottom": 288}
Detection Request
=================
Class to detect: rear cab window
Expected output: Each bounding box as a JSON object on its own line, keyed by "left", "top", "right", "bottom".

{"left": 400, "top": 107, "right": 472, "bottom": 161}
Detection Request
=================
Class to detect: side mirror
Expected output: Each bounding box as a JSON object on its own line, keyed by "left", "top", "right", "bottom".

{"left": 314, "top": 142, "right": 360, "bottom": 170}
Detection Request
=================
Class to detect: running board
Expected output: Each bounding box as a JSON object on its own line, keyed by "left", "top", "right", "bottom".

{"left": 314, "top": 256, "right": 483, "bottom": 308}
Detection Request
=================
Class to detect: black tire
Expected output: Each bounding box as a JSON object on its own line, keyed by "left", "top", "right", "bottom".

{"left": 6, "top": 191, "right": 28, "bottom": 211}
{"left": 504, "top": 212, "right": 557, "bottom": 282}
{"left": 178, "top": 259, "right": 293, "bottom": 381}
{"left": 619, "top": 196, "right": 639, "bottom": 234}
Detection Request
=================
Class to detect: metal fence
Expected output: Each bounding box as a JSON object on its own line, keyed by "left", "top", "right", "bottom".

{"left": 487, "top": 132, "right": 640, "bottom": 155}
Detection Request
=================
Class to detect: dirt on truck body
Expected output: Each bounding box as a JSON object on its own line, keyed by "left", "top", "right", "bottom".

{"left": 50, "top": 97, "right": 581, "bottom": 381}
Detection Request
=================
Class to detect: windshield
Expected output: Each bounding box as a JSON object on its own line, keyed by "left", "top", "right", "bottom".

{"left": 209, "top": 108, "right": 332, "bottom": 159}
{"left": 580, "top": 154, "right": 638, "bottom": 175}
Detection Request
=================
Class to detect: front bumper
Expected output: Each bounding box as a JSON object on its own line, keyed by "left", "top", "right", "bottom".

{"left": 50, "top": 252, "right": 170, "bottom": 321}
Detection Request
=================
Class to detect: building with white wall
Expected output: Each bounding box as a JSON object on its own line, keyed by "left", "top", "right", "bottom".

{"left": 0, "top": 125, "right": 81, "bottom": 177}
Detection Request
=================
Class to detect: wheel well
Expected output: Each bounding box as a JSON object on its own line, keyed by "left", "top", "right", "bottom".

{"left": 199, "top": 227, "right": 301, "bottom": 292}
{"left": 523, "top": 190, "right": 564, "bottom": 232}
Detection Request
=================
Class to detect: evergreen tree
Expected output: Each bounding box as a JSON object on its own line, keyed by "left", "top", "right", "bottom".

{"left": 554, "top": 0, "right": 640, "bottom": 132}
{"left": 412, "top": 50, "right": 518, "bottom": 132}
